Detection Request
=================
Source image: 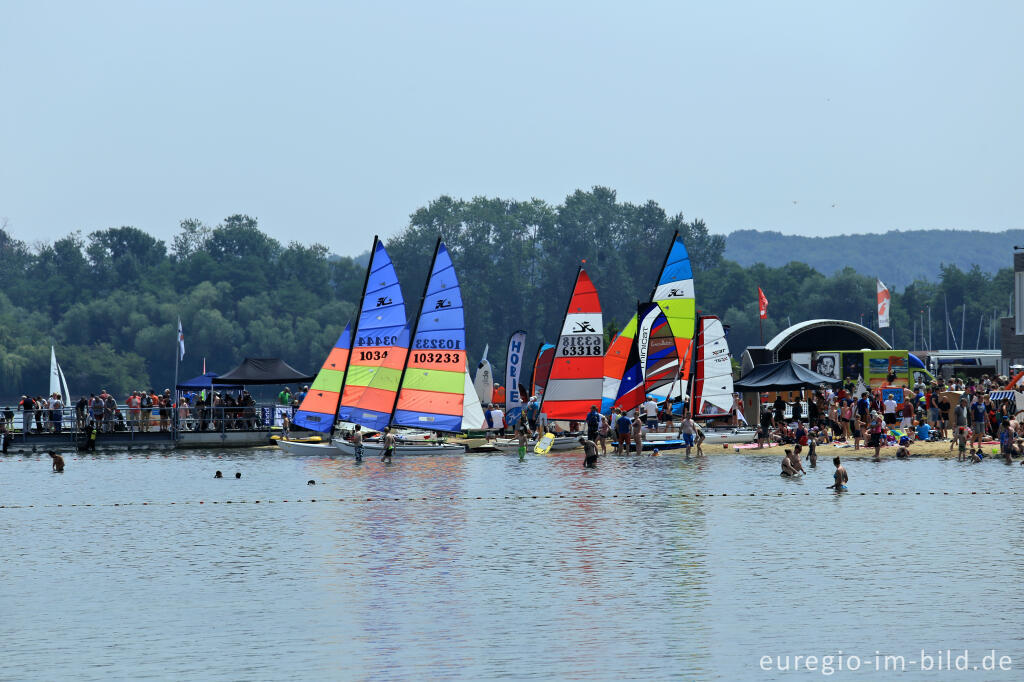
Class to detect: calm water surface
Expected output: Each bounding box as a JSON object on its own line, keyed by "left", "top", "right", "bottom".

{"left": 2, "top": 447, "right": 1023, "bottom": 680}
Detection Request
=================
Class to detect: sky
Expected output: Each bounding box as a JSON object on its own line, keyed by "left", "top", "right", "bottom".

{"left": 2, "top": 1, "right": 1022, "bottom": 257}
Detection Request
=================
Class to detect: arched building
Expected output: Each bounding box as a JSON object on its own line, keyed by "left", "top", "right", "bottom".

{"left": 741, "top": 319, "right": 891, "bottom": 375}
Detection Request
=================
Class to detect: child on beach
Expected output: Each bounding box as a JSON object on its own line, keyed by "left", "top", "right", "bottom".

{"left": 953, "top": 426, "right": 969, "bottom": 461}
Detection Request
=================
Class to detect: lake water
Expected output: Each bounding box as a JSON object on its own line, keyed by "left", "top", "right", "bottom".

{"left": 3, "top": 448, "right": 1023, "bottom": 680}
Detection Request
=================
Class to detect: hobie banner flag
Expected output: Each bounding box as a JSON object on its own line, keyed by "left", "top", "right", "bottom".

{"left": 505, "top": 330, "right": 527, "bottom": 425}
{"left": 758, "top": 288, "right": 768, "bottom": 320}
{"left": 877, "top": 279, "right": 890, "bottom": 328}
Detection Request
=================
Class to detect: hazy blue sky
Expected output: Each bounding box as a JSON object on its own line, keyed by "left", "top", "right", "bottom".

{"left": 2, "top": 1, "right": 1021, "bottom": 256}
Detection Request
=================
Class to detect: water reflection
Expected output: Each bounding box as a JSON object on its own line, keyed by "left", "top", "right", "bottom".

{"left": 2, "top": 450, "right": 1023, "bottom": 680}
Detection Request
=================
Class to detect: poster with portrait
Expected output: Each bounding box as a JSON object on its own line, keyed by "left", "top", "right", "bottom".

{"left": 814, "top": 353, "right": 840, "bottom": 381}
{"left": 842, "top": 353, "right": 864, "bottom": 384}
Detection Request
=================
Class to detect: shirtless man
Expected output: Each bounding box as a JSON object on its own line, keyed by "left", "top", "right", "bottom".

{"left": 48, "top": 451, "right": 64, "bottom": 473}
{"left": 781, "top": 448, "right": 802, "bottom": 477}
{"left": 352, "top": 424, "right": 364, "bottom": 463}
{"left": 514, "top": 412, "right": 530, "bottom": 461}
{"left": 678, "top": 411, "right": 697, "bottom": 457}
{"left": 579, "top": 437, "right": 598, "bottom": 468}
{"left": 380, "top": 427, "right": 395, "bottom": 463}
{"left": 827, "top": 456, "right": 848, "bottom": 491}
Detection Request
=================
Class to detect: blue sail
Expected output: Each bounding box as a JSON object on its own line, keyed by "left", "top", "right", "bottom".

{"left": 392, "top": 242, "right": 467, "bottom": 432}
{"left": 337, "top": 240, "right": 409, "bottom": 432}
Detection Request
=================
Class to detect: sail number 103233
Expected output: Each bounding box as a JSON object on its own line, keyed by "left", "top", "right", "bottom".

{"left": 412, "top": 352, "right": 460, "bottom": 364}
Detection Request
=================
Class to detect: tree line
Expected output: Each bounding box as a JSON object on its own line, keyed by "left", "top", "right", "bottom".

{"left": 0, "top": 188, "right": 1012, "bottom": 400}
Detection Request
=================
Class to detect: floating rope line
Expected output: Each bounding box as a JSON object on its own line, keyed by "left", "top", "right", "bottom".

{"left": 0, "top": 490, "right": 1019, "bottom": 510}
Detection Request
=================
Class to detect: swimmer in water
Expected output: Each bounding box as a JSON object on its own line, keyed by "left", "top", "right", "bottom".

{"left": 579, "top": 437, "right": 598, "bottom": 468}
{"left": 235, "top": 471, "right": 241, "bottom": 479}
{"left": 214, "top": 470, "right": 223, "bottom": 478}
{"left": 827, "top": 456, "right": 848, "bottom": 491}
{"left": 781, "top": 448, "right": 799, "bottom": 477}
{"left": 651, "top": 448, "right": 660, "bottom": 457}
{"left": 48, "top": 451, "right": 64, "bottom": 473}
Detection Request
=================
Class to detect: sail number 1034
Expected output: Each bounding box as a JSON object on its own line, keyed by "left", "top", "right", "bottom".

{"left": 358, "top": 350, "right": 388, "bottom": 361}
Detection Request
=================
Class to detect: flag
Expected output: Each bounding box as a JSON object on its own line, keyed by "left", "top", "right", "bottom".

{"left": 177, "top": 318, "right": 186, "bottom": 360}
{"left": 877, "top": 279, "right": 890, "bottom": 328}
{"left": 758, "top": 288, "right": 768, "bottom": 320}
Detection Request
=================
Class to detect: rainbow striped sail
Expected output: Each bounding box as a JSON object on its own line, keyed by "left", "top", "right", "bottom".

{"left": 650, "top": 232, "right": 696, "bottom": 391}
{"left": 540, "top": 267, "right": 604, "bottom": 420}
{"left": 292, "top": 323, "right": 351, "bottom": 432}
{"left": 392, "top": 240, "right": 467, "bottom": 432}
{"left": 337, "top": 238, "right": 409, "bottom": 431}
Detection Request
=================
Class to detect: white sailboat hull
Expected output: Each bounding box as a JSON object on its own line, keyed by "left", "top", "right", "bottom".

{"left": 643, "top": 428, "right": 757, "bottom": 444}
{"left": 276, "top": 439, "right": 335, "bottom": 455}
{"left": 332, "top": 438, "right": 466, "bottom": 457}
{"left": 490, "top": 436, "right": 580, "bottom": 453}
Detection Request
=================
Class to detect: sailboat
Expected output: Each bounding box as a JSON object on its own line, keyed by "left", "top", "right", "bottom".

{"left": 276, "top": 323, "right": 352, "bottom": 454}
{"left": 641, "top": 315, "right": 756, "bottom": 446}
{"left": 333, "top": 239, "right": 483, "bottom": 457}
{"left": 603, "top": 231, "right": 696, "bottom": 412}
{"left": 473, "top": 344, "right": 493, "bottom": 406}
{"left": 530, "top": 342, "right": 555, "bottom": 399}
{"left": 50, "top": 346, "right": 70, "bottom": 404}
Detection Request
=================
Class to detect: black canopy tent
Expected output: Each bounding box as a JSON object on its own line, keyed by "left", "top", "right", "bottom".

{"left": 734, "top": 359, "right": 841, "bottom": 392}
{"left": 211, "top": 358, "right": 316, "bottom": 385}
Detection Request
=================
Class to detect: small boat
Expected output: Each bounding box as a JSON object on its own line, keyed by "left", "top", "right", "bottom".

{"left": 490, "top": 435, "right": 580, "bottom": 453}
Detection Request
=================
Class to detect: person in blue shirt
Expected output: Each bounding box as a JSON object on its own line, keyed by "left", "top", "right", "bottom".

{"left": 915, "top": 420, "right": 932, "bottom": 442}
{"left": 970, "top": 398, "right": 989, "bottom": 450}
{"left": 857, "top": 393, "right": 871, "bottom": 420}
{"left": 615, "top": 410, "right": 632, "bottom": 455}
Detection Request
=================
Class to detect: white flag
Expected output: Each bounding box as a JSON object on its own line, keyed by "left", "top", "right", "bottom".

{"left": 177, "top": 318, "right": 186, "bottom": 360}
{"left": 877, "top": 279, "right": 890, "bottom": 328}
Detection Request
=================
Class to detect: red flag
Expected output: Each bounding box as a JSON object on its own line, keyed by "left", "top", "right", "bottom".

{"left": 758, "top": 288, "right": 768, "bottom": 319}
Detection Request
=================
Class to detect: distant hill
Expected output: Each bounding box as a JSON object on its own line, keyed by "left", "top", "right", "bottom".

{"left": 723, "top": 229, "right": 1024, "bottom": 288}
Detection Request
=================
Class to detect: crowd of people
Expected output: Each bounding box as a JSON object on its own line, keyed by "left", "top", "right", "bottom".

{"left": 2, "top": 387, "right": 265, "bottom": 436}
{"left": 756, "top": 373, "right": 1024, "bottom": 464}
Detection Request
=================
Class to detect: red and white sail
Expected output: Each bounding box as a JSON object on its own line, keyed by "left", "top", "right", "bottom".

{"left": 693, "top": 316, "right": 734, "bottom": 417}
{"left": 540, "top": 267, "right": 604, "bottom": 420}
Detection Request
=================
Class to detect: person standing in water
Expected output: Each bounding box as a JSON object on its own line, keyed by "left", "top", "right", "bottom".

{"left": 678, "top": 411, "right": 697, "bottom": 457}
{"left": 514, "top": 411, "right": 530, "bottom": 461}
{"left": 380, "top": 427, "right": 395, "bottom": 463}
{"left": 827, "top": 456, "right": 848, "bottom": 491}
{"left": 579, "top": 437, "right": 598, "bottom": 468}
{"left": 781, "top": 448, "right": 799, "bottom": 476}
{"left": 806, "top": 430, "right": 818, "bottom": 468}
{"left": 352, "top": 424, "right": 364, "bottom": 463}
{"left": 48, "top": 451, "right": 65, "bottom": 472}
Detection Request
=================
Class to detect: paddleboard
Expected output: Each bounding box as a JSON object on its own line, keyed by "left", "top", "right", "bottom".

{"left": 534, "top": 432, "right": 555, "bottom": 454}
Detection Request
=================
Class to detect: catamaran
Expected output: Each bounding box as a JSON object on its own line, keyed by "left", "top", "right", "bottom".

{"left": 276, "top": 323, "right": 352, "bottom": 454}
{"left": 333, "top": 238, "right": 484, "bottom": 457}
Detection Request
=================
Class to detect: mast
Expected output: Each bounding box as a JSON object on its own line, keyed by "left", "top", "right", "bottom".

{"left": 334, "top": 235, "right": 377, "bottom": 420}
{"left": 388, "top": 236, "right": 443, "bottom": 426}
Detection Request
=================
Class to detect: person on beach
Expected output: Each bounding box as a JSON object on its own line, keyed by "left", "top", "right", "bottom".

{"left": 758, "top": 407, "right": 772, "bottom": 448}
{"left": 895, "top": 437, "right": 911, "bottom": 459}
{"left": 380, "top": 427, "right": 395, "bottom": 463}
{"left": 772, "top": 394, "right": 786, "bottom": 426}
{"left": 970, "top": 396, "right": 988, "bottom": 449}
{"left": 579, "top": 437, "right": 598, "bottom": 468}
{"left": 352, "top": 424, "right": 364, "bottom": 462}
{"left": 868, "top": 411, "right": 884, "bottom": 460}
{"left": 827, "top": 457, "right": 848, "bottom": 491}
{"left": 642, "top": 395, "right": 659, "bottom": 432}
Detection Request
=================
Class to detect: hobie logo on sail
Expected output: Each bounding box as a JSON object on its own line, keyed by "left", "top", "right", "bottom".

{"left": 434, "top": 298, "right": 452, "bottom": 310}
{"left": 375, "top": 296, "right": 393, "bottom": 307}
{"left": 572, "top": 321, "right": 596, "bottom": 333}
